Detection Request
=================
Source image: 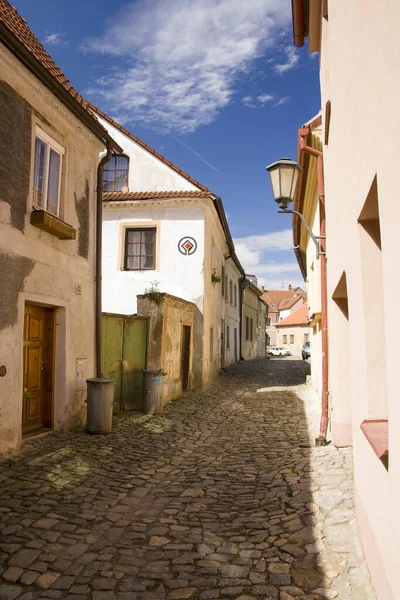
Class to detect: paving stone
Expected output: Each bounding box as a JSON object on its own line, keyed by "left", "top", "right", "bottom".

{"left": 2, "top": 567, "right": 23, "bottom": 582}
{"left": 0, "top": 360, "right": 376, "bottom": 600}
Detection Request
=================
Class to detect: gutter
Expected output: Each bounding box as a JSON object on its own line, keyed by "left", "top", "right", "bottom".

{"left": 0, "top": 23, "right": 122, "bottom": 153}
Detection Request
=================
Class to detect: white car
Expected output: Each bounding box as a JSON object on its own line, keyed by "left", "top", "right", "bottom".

{"left": 268, "top": 346, "right": 291, "bottom": 357}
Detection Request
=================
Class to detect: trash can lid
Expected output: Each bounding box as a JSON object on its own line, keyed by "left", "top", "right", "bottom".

{"left": 142, "top": 369, "right": 165, "bottom": 374}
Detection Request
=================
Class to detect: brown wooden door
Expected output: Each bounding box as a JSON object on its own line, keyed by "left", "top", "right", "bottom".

{"left": 22, "top": 304, "right": 54, "bottom": 435}
{"left": 181, "top": 325, "right": 191, "bottom": 391}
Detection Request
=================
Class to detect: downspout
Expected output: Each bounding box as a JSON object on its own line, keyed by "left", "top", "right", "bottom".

{"left": 95, "top": 142, "right": 113, "bottom": 378}
{"left": 239, "top": 277, "right": 245, "bottom": 360}
{"left": 299, "top": 133, "right": 329, "bottom": 444}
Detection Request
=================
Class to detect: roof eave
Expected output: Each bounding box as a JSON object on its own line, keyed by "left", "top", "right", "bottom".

{"left": 0, "top": 23, "right": 122, "bottom": 153}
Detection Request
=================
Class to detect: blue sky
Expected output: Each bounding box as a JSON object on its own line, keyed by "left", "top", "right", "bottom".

{"left": 13, "top": 0, "right": 320, "bottom": 290}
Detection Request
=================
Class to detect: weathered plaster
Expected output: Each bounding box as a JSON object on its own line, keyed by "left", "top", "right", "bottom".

{"left": 0, "top": 253, "right": 34, "bottom": 331}
{"left": 74, "top": 180, "right": 90, "bottom": 259}
{"left": 0, "top": 80, "right": 31, "bottom": 231}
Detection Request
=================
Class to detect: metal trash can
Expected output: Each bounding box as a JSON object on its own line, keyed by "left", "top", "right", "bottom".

{"left": 86, "top": 377, "right": 115, "bottom": 434}
{"left": 142, "top": 369, "right": 165, "bottom": 414}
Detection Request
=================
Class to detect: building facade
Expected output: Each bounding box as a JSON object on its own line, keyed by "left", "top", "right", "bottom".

{"left": 0, "top": 1, "right": 119, "bottom": 453}
{"left": 292, "top": 2, "right": 400, "bottom": 597}
{"left": 92, "top": 108, "right": 244, "bottom": 393}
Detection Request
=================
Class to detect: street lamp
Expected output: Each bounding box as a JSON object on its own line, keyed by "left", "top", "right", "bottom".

{"left": 266, "top": 157, "right": 325, "bottom": 259}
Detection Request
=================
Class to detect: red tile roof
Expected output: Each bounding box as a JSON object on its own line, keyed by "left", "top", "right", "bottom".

{"left": 88, "top": 103, "right": 210, "bottom": 193}
{"left": 261, "top": 288, "right": 306, "bottom": 312}
{"left": 103, "top": 191, "right": 211, "bottom": 202}
{"left": 275, "top": 303, "right": 309, "bottom": 327}
{"left": 0, "top": 0, "right": 119, "bottom": 149}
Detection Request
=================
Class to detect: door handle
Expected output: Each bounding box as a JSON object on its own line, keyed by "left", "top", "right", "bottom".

{"left": 41, "top": 359, "right": 48, "bottom": 372}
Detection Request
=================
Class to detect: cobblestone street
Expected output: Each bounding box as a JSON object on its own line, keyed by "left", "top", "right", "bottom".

{"left": 0, "top": 359, "right": 375, "bottom": 600}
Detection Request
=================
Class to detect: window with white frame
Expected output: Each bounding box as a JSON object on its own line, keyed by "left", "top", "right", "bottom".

{"left": 32, "top": 127, "right": 64, "bottom": 217}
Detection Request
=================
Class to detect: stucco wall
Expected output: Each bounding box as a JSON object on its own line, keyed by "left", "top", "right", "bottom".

{"left": 319, "top": 2, "right": 400, "bottom": 596}
{"left": 223, "top": 259, "right": 241, "bottom": 367}
{"left": 0, "top": 44, "right": 103, "bottom": 453}
{"left": 242, "top": 287, "right": 258, "bottom": 359}
{"left": 276, "top": 325, "right": 311, "bottom": 356}
{"left": 102, "top": 200, "right": 205, "bottom": 315}
{"left": 137, "top": 294, "right": 198, "bottom": 403}
{"left": 97, "top": 116, "right": 197, "bottom": 193}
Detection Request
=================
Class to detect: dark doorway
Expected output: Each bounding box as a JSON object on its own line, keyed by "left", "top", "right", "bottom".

{"left": 234, "top": 327, "right": 238, "bottom": 362}
{"left": 181, "top": 325, "right": 191, "bottom": 391}
{"left": 22, "top": 303, "right": 55, "bottom": 436}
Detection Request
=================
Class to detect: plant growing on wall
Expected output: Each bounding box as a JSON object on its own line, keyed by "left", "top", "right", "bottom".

{"left": 144, "top": 281, "right": 163, "bottom": 305}
{"left": 211, "top": 268, "right": 222, "bottom": 285}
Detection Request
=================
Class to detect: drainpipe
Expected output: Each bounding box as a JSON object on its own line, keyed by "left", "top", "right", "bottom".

{"left": 95, "top": 142, "right": 113, "bottom": 378}
{"left": 299, "top": 133, "right": 329, "bottom": 445}
{"left": 239, "top": 277, "right": 246, "bottom": 360}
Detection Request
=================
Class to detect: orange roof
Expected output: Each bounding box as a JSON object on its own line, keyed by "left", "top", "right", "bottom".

{"left": 0, "top": 0, "right": 119, "bottom": 149}
{"left": 261, "top": 288, "right": 306, "bottom": 312}
{"left": 103, "top": 190, "right": 211, "bottom": 202}
{"left": 88, "top": 103, "right": 210, "bottom": 193}
{"left": 275, "top": 303, "right": 309, "bottom": 327}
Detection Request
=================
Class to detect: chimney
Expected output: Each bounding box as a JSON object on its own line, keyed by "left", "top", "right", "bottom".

{"left": 288, "top": 284, "right": 292, "bottom": 290}
{"left": 261, "top": 286, "right": 265, "bottom": 292}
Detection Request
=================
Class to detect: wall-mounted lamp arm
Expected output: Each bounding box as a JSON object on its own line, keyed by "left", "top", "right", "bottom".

{"left": 277, "top": 208, "right": 326, "bottom": 259}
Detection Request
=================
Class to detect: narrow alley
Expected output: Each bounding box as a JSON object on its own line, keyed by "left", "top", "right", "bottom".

{"left": 0, "top": 360, "right": 374, "bottom": 600}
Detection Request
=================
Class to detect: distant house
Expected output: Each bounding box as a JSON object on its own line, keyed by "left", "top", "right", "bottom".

{"left": 242, "top": 276, "right": 267, "bottom": 359}
{"left": 261, "top": 286, "right": 306, "bottom": 346}
{"left": 275, "top": 304, "right": 311, "bottom": 356}
{"left": 0, "top": 1, "right": 119, "bottom": 453}
{"left": 88, "top": 105, "right": 244, "bottom": 401}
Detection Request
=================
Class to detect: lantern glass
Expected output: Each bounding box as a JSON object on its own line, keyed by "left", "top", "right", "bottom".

{"left": 266, "top": 158, "right": 301, "bottom": 207}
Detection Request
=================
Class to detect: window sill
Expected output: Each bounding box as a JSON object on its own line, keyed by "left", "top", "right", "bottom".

{"left": 31, "top": 210, "right": 76, "bottom": 240}
{"left": 360, "top": 419, "right": 388, "bottom": 459}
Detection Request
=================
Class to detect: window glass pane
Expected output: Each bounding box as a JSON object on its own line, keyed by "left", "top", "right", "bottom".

{"left": 33, "top": 137, "right": 46, "bottom": 207}
{"left": 47, "top": 149, "right": 61, "bottom": 215}
{"left": 127, "top": 256, "right": 140, "bottom": 269}
{"left": 127, "top": 231, "right": 141, "bottom": 243}
{"left": 142, "top": 254, "right": 154, "bottom": 269}
{"left": 116, "top": 156, "right": 128, "bottom": 169}
{"left": 143, "top": 230, "right": 155, "bottom": 243}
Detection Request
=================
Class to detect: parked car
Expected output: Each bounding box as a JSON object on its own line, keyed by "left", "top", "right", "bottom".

{"left": 268, "top": 346, "right": 291, "bottom": 357}
{"left": 302, "top": 341, "right": 311, "bottom": 359}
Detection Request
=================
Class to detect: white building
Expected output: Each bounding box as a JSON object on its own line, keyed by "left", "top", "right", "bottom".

{"left": 90, "top": 106, "right": 244, "bottom": 390}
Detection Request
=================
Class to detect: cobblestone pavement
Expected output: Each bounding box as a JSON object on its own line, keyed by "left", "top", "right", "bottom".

{"left": 0, "top": 359, "right": 375, "bottom": 600}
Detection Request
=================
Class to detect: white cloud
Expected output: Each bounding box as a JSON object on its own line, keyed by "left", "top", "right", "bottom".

{"left": 273, "top": 46, "right": 299, "bottom": 74}
{"left": 274, "top": 95, "right": 290, "bottom": 106}
{"left": 257, "top": 93, "right": 274, "bottom": 104}
{"left": 241, "top": 93, "right": 274, "bottom": 108}
{"left": 44, "top": 33, "right": 69, "bottom": 47}
{"left": 82, "top": 0, "right": 291, "bottom": 133}
{"left": 234, "top": 230, "right": 304, "bottom": 289}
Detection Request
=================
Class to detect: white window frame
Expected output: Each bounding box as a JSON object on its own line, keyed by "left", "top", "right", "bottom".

{"left": 32, "top": 126, "right": 64, "bottom": 216}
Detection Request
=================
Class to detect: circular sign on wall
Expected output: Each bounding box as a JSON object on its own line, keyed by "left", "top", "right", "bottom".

{"left": 178, "top": 236, "right": 197, "bottom": 256}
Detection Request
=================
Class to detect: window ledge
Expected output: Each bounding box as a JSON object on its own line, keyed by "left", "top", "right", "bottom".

{"left": 31, "top": 210, "right": 76, "bottom": 240}
{"left": 360, "top": 419, "right": 388, "bottom": 459}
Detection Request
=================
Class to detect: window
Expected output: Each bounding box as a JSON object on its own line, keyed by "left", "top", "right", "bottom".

{"left": 267, "top": 317, "right": 271, "bottom": 326}
{"left": 229, "top": 280, "right": 233, "bottom": 305}
{"left": 250, "top": 318, "right": 253, "bottom": 342}
{"left": 245, "top": 316, "right": 249, "bottom": 341}
{"left": 234, "top": 284, "right": 237, "bottom": 307}
{"left": 304, "top": 333, "right": 309, "bottom": 343}
{"left": 103, "top": 155, "right": 129, "bottom": 192}
{"left": 32, "top": 127, "right": 64, "bottom": 216}
{"left": 221, "top": 266, "right": 225, "bottom": 297}
{"left": 124, "top": 228, "right": 156, "bottom": 270}
{"left": 226, "top": 326, "right": 230, "bottom": 349}
{"left": 225, "top": 275, "right": 228, "bottom": 301}
{"left": 290, "top": 334, "right": 294, "bottom": 344}
{"left": 283, "top": 334, "right": 287, "bottom": 344}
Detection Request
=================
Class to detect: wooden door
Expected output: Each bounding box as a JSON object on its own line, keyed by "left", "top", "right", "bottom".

{"left": 181, "top": 325, "right": 191, "bottom": 391}
{"left": 22, "top": 304, "right": 54, "bottom": 435}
